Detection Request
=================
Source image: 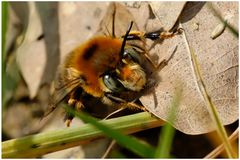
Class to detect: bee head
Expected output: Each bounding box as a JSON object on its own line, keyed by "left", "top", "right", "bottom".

{"left": 100, "top": 21, "right": 146, "bottom": 93}
{"left": 101, "top": 60, "right": 146, "bottom": 93}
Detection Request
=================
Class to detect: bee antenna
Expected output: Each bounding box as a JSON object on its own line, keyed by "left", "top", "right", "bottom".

{"left": 112, "top": 2, "right": 116, "bottom": 38}
{"left": 120, "top": 21, "right": 134, "bottom": 56}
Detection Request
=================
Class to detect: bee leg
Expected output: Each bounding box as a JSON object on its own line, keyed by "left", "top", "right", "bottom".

{"left": 144, "top": 28, "right": 183, "bottom": 40}
{"left": 65, "top": 101, "right": 84, "bottom": 127}
{"left": 120, "top": 102, "right": 148, "bottom": 112}
{"left": 105, "top": 94, "right": 148, "bottom": 112}
{"left": 65, "top": 92, "right": 84, "bottom": 127}
{"left": 123, "top": 31, "right": 145, "bottom": 41}
{"left": 104, "top": 102, "right": 151, "bottom": 120}
{"left": 68, "top": 97, "right": 85, "bottom": 112}
{"left": 123, "top": 29, "right": 179, "bottom": 71}
{"left": 75, "top": 101, "right": 84, "bottom": 111}
{"left": 156, "top": 45, "right": 178, "bottom": 71}
{"left": 122, "top": 101, "right": 159, "bottom": 118}
{"left": 64, "top": 112, "right": 74, "bottom": 127}
{"left": 104, "top": 107, "right": 126, "bottom": 120}
{"left": 124, "top": 28, "right": 182, "bottom": 41}
{"left": 68, "top": 97, "right": 76, "bottom": 106}
{"left": 117, "top": 102, "right": 158, "bottom": 119}
{"left": 65, "top": 115, "right": 74, "bottom": 127}
{"left": 143, "top": 45, "right": 178, "bottom": 74}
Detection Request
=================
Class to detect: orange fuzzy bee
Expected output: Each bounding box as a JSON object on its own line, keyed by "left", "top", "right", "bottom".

{"left": 45, "top": 8, "right": 180, "bottom": 126}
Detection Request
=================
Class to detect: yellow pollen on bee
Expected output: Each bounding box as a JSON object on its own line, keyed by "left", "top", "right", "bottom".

{"left": 116, "top": 68, "right": 120, "bottom": 74}
{"left": 121, "top": 66, "right": 133, "bottom": 80}
{"left": 122, "top": 59, "right": 127, "bottom": 64}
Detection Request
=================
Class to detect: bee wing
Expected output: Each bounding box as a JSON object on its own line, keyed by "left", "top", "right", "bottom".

{"left": 43, "top": 67, "right": 85, "bottom": 117}
{"left": 43, "top": 79, "right": 80, "bottom": 118}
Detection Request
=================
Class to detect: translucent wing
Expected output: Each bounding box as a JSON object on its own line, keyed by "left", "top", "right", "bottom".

{"left": 43, "top": 67, "right": 85, "bottom": 117}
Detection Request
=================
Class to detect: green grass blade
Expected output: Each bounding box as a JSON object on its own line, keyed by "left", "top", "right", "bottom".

{"left": 2, "top": 1, "right": 7, "bottom": 60}
{"left": 189, "top": 47, "right": 236, "bottom": 158}
{"left": 65, "top": 107, "right": 156, "bottom": 158}
{"left": 2, "top": 112, "right": 163, "bottom": 158}
{"left": 154, "top": 86, "right": 182, "bottom": 158}
{"left": 181, "top": 22, "right": 236, "bottom": 158}
{"left": 156, "top": 124, "right": 176, "bottom": 158}
{"left": 2, "top": 1, "right": 8, "bottom": 111}
{"left": 109, "top": 150, "right": 127, "bottom": 158}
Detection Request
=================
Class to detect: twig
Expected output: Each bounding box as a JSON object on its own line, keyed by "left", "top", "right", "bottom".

{"left": 101, "top": 140, "right": 116, "bottom": 158}
{"left": 204, "top": 128, "right": 239, "bottom": 159}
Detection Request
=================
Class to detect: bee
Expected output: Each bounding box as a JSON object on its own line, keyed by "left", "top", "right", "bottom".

{"left": 44, "top": 5, "right": 181, "bottom": 127}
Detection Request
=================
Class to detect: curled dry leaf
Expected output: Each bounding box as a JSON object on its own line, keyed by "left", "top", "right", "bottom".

{"left": 15, "top": 2, "right": 60, "bottom": 98}
{"left": 140, "top": 2, "right": 238, "bottom": 134}
{"left": 5, "top": 3, "right": 23, "bottom": 54}
{"left": 35, "top": 2, "right": 60, "bottom": 85}
{"left": 15, "top": 2, "right": 110, "bottom": 98}
{"left": 16, "top": 2, "right": 46, "bottom": 99}
{"left": 210, "top": 22, "right": 226, "bottom": 39}
{"left": 210, "top": 13, "right": 234, "bottom": 40}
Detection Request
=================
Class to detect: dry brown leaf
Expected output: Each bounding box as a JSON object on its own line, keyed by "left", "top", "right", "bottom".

{"left": 12, "top": 2, "right": 238, "bottom": 136}
{"left": 97, "top": 2, "right": 138, "bottom": 37}
{"left": 59, "top": 2, "right": 110, "bottom": 60}
{"left": 57, "top": 2, "right": 238, "bottom": 135}
{"left": 5, "top": 4, "right": 22, "bottom": 54}
{"left": 140, "top": 2, "right": 238, "bottom": 134}
{"left": 14, "top": 2, "right": 110, "bottom": 98}
{"left": 16, "top": 2, "right": 46, "bottom": 99}
{"left": 35, "top": 2, "right": 60, "bottom": 85}
{"left": 14, "top": 2, "right": 60, "bottom": 98}
{"left": 149, "top": 1, "right": 187, "bottom": 31}
{"left": 123, "top": 2, "right": 150, "bottom": 31}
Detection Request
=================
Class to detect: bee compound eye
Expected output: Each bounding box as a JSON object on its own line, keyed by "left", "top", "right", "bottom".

{"left": 103, "top": 74, "right": 125, "bottom": 92}
{"left": 123, "top": 48, "right": 142, "bottom": 63}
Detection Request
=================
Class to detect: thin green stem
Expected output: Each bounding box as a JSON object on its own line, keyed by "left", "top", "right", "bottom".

{"left": 190, "top": 47, "right": 236, "bottom": 158}
{"left": 2, "top": 112, "right": 164, "bottom": 158}
{"left": 181, "top": 24, "right": 236, "bottom": 158}
{"left": 155, "top": 86, "right": 182, "bottom": 158}
{"left": 66, "top": 107, "right": 156, "bottom": 158}
{"left": 2, "top": 1, "right": 8, "bottom": 111}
